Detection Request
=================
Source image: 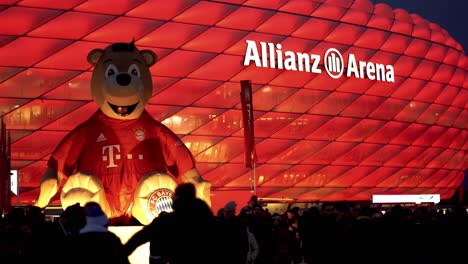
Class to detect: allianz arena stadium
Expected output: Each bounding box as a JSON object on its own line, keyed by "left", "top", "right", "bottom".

{"left": 0, "top": 0, "right": 466, "bottom": 211}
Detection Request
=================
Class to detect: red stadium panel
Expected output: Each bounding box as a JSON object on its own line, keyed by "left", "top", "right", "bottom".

{"left": 325, "top": 23, "right": 365, "bottom": 45}
{"left": 16, "top": 160, "right": 49, "bottom": 187}
{"left": 191, "top": 109, "right": 242, "bottom": 136}
{"left": 331, "top": 143, "right": 383, "bottom": 165}
{"left": 336, "top": 119, "right": 386, "bottom": 142}
{"left": 202, "top": 163, "right": 250, "bottom": 187}
{"left": 267, "top": 140, "right": 328, "bottom": 164}
{"left": 308, "top": 92, "right": 360, "bottom": 115}
{"left": 353, "top": 167, "right": 400, "bottom": 187}
{"left": 253, "top": 138, "right": 298, "bottom": 164}
{"left": 301, "top": 142, "right": 358, "bottom": 165}
{"left": 42, "top": 72, "right": 93, "bottom": 100}
{"left": 42, "top": 102, "right": 98, "bottom": 131}
{"left": 195, "top": 136, "right": 245, "bottom": 163}
{"left": 445, "top": 107, "right": 466, "bottom": 127}
{"left": 0, "top": 69, "right": 80, "bottom": 98}
{"left": 174, "top": 1, "right": 238, "bottom": 26}
{"left": 74, "top": 0, "right": 145, "bottom": 15}
{"left": 0, "top": 37, "right": 72, "bottom": 67}
{"left": 279, "top": 0, "right": 320, "bottom": 15}
{"left": 391, "top": 19, "right": 414, "bottom": 35}
{"left": 245, "top": 0, "right": 290, "bottom": 10}
{"left": 216, "top": 6, "right": 275, "bottom": 31}
{"left": 0, "top": 6, "right": 62, "bottom": 35}
{"left": 263, "top": 165, "right": 322, "bottom": 188}
{"left": 6, "top": 129, "right": 31, "bottom": 143}
{"left": 182, "top": 135, "right": 225, "bottom": 156}
{"left": 84, "top": 17, "right": 164, "bottom": 43}
{"left": 325, "top": 166, "right": 378, "bottom": 187}
{"left": 393, "top": 101, "right": 430, "bottom": 122}
{"left": 162, "top": 106, "right": 225, "bottom": 134}
{"left": 4, "top": 99, "right": 86, "bottom": 130}
{"left": 11, "top": 131, "right": 68, "bottom": 160}
{"left": 340, "top": 8, "right": 371, "bottom": 26}
{"left": 244, "top": 112, "right": 301, "bottom": 138}
{"left": 0, "top": 0, "right": 466, "bottom": 206}
{"left": 152, "top": 50, "right": 216, "bottom": 77}
{"left": 259, "top": 12, "right": 308, "bottom": 37}
{"left": 193, "top": 81, "right": 250, "bottom": 108}
{"left": 249, "top": 85, "right": 298, "bottom": 111}
{"left": 125, "top": 0, "right": 197, "bottom": 20}
{"left": 274, "top": 89, "right": 330, "bottom": 113}
{"left": 293, "top": 17, "right": 339, "bottom": 40}
{"left": 145, "top": 104, "right": 184, "bottom": 122}
{"left": 35, "top": 41, "right": 108, "bottom": 70}
{"left": 354, "top": 28, "right": 389, "bottom": 49}
{"left": 365, "top": 121, "right": 410, "bottom": 144}
{"left": 18, "top": 0, "right": 84, "bottom": 9}
{"left": 307, "top": 117, "right": 361, "bottom": 141}
{"left": 28, "top": 11, "right": 115, "bottom": 39}
{"left": 312, "top": 2, "right": 347, "bottom": 21}
{"left": 231, "top": 64, "right": 283, "bottom": 85}
{"left": 435, "top": 85, "right": 460, "bottom": 105}
{"left": 183, "top": 27, "right": 248, "bottom": 53}
{"left": 188, "top": 54, "right": 246, "bottom": 81}
{"left": 138, "top": 22, "right": 208, "bottom": 49}
{"left": 340, "top": 95, "right": 386, "bottom": 118}
{"left": 320, "top": 187, "right": 369, "bottom": 201}
{"left": 0, "top": 98, "right": 30, "bottom": 117}
{"left": 150, "top": 78, "right": 221, "bottom": 105}
{"left": 271, "top": 114, "right": 332, "bottom": 139}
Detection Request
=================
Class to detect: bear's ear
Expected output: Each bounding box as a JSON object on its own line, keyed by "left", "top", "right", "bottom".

{"left": 87, "top": 49, "right": 104, "bottom": 66}
{"left": 141, "top": 50, "right": 158, "bottom": 67}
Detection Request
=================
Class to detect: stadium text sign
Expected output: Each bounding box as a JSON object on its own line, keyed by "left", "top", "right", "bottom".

{"left": 243, "top": 40, "right": 395, "bottom": 83}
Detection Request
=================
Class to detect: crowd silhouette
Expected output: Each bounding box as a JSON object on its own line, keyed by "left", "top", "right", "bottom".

{"left": 1, "top": 184, "right": 468, "bottom": 264}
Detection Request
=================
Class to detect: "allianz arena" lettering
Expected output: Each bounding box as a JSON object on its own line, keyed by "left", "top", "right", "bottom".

{"left": 244, "top": 40, "right": 395, "bottom": 83}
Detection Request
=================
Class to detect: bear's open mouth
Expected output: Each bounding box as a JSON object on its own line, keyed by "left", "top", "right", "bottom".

{"left": 108, "top": 102, "right": 139, "bottom": 116}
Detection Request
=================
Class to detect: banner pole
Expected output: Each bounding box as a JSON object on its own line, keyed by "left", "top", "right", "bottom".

{"left": 252, "top": 156, "right": 257, "bottom": 196}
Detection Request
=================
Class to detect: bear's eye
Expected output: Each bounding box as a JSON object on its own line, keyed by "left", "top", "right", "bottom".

{"left": 105, "top": 64, "right": 118, "bottom": 78}
{"left": 128, "top": 64, "right": 140, "bottom": 77}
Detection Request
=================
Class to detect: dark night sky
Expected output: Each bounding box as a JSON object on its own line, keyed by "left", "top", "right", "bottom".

{"left": 370, "top": 0, "right": 468, "bottom": 52}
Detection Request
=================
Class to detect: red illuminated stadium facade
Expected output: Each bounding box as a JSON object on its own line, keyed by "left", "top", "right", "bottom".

{"left": 0, "top": 0, "right": 466, "bottom": 210}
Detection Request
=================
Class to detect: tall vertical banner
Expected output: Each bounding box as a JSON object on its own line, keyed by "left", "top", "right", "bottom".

{"left": 240, "top": 80, "right": 256, "bottom": 168}
{"left": 0, "top": 116, "right": 11, "bottom": 214}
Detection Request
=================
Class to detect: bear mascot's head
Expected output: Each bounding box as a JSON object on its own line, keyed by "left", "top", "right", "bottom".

{"left": 87, "top": 41, "right": 156, "bottom": 120}
{"left": 35, "top": 40, "right": 211, "bottom": 225}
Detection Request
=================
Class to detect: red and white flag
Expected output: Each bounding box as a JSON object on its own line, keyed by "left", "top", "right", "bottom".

{"left": 240, "top": 80, "right": 257, "bottom": 168}
{"left": 0, "top": 116, "right": 11, "bottom": 213}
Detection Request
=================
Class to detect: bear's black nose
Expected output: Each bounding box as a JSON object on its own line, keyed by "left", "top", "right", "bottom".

{"left": 116, "top": 73, "right": 131, "bottom": 86}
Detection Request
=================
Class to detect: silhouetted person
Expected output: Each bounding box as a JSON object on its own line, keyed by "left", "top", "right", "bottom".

{"left": 240, "top": 195, "right": 258, "bottom": 217}
{"left": 68, "top": 201, "right": 129, "bottom": 264}
{"left": 124, "top": 183, "right": 218, "bottom": 264}
{"left": 22, "top": 205, "right": 57, "bottom": 263}
{"left": 217, "top": 201, "right": 258, "bottom": 264}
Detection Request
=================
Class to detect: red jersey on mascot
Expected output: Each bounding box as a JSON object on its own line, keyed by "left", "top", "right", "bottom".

{"left": 35, "top": 40, "right": 211, "bottom": 225}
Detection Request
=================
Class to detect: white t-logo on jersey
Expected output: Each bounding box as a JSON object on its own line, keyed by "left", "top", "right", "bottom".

{"left": 102, "top": 144, "right": 120, "bottom": 168}
{"left": 102, "top": 144, "right": 144, "bottom": 168}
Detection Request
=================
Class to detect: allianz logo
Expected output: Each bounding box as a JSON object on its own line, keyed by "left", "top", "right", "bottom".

{"left": 243, "top": 40, "right": 395, "bottom": 83}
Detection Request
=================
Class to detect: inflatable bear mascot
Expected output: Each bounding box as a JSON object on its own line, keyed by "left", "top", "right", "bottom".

{"left": 34, "top": 40, "right": 211, "bottom": 225}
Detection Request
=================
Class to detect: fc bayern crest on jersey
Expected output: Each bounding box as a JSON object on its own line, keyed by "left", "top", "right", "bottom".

{"left": 135, "top": 129, "right": 145, "bottom": 141}
{"left": 146, "top": 188, "right": 174, "bottom": 220}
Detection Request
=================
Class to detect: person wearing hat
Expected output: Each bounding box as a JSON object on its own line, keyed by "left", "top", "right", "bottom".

{"left": 239, "top": 195, "right": 259, "bottom": 218}
{"left": 67, "top": 202, "right": 129, "bottom": 264}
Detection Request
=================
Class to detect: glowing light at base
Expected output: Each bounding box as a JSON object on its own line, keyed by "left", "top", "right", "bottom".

{"left": 372, "top": 194, "right": 441, "bottom": 204}
{"left": 109, "top": 226, "right": 149, "bottom": 264}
